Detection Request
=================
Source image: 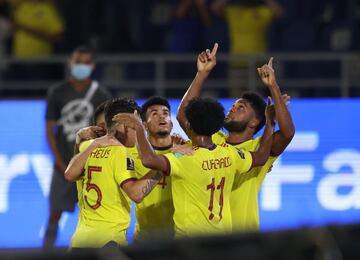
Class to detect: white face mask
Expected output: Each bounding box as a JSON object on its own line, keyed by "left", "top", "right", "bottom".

{"left": 71, "top": 64, "right": 92, "bottom": 80}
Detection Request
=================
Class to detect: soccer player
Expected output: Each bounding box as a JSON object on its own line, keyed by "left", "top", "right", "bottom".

{"left": 176, "top": 43, "right": 295, "bottom": 232}
{"left": 113, "top": 97, "right": 274, "bottom": 237}
{"left": 64, "top": 98, "right": 163, "bottom": 248}
{"left": 132, "top": 97, "right": 175, "bottom": 240}
{"left": 44, "top": 46, "right": 111, "bottom": 249}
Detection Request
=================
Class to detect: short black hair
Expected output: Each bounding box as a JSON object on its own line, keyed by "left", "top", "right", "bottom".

{"left": 141, "top": 96, "right": 171, "bottom": 121}
{"left": 93, "top": 100, "right": 109, "bottom": 125}
{"left": 241, "top": 92, "right": 266, "bottom": 134}
{"left": 104, "top": 98, "right": 140, "bottom": 128}
{"left": 185, "top": 97, "right": 225, "bottom": 136}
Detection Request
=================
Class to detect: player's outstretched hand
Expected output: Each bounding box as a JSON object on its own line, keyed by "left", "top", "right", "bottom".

{"left": 257, "top": 57, "right": 277, "bottom": 88}
{"left": 93, "top": 135, "right": 122, "bottom": 148}
{"left": 112, "top": 112, "right": 143, "bottom": 131}
{"left": 75, "top": 126, "right": 106, "bottom": 144}
{"left": 197, "top": 43, "right": 219, "bottom": 73}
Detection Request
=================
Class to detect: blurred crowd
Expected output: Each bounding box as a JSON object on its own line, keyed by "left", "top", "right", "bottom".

{"left": 1, "top": 0, "right": 359, "bottom": 58}
{"left": 0, "top": 0, "right": 359, "bottom": 97}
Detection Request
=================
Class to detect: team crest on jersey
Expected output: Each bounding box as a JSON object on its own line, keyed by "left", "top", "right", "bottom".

{"left": 173, "top": 152, "right": 185, "bottom": 158}
{"left": 127, "top": 158, "right": 135, "bottom": 170}
{"left": 236, "top": 148, "right": 245, "bottom": 159}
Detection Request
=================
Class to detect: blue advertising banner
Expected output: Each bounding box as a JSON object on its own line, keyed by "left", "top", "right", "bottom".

{"left": 0, "top": 99, "right": 359, "bottom": 248}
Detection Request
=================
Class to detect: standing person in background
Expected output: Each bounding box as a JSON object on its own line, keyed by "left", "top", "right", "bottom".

{"left": 212, "top": 0, "right": 284, "bottom": 97}
{"left": 43, "top": 46, "right": 112, "bottom": 249}
{"left": 7, "top": 0, "right": 64, "bottom": 80}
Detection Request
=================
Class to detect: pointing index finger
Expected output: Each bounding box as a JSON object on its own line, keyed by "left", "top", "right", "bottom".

{"left": 268, "top": 57, "right": 274, "bottom": 68}
{"left": 211, "top": 43, "right": 219, "bottom": 56}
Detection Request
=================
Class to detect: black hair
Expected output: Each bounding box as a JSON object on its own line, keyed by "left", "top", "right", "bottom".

{"left": 241, "top": 92, "right": 266, "bottom": 134}
{"left": 185, "top": 97, "right": 225, "bottom": 136}
{"left": 93, "top": 100, "right": 109, "bottom": 125}
{"left": 141, "top": 96, "right": 171, "bottom": 121}
{"left": 104, "top": 98, "right": 140, "bottom": 128}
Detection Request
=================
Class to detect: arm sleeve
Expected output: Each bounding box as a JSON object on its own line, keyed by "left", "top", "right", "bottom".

{"left": 113, "top": 147, "right": 137, "bottom": 186}
{"left": 162, "top": 153, "right": 180, "bottom": 177}
{"left": 232, "top": 147, "right": 253, "bottom": 174}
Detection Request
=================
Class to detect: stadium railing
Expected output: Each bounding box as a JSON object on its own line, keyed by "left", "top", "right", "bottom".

{"left": 0, "top": 52, "right": 358, "bottom": 98}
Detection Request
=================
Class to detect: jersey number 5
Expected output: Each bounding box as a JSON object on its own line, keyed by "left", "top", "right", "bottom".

{"left": 85, "top": 166, "right": 103, "bottom": 209}
{"left": 207, "top": 177, "right": 225, "bottom": 221}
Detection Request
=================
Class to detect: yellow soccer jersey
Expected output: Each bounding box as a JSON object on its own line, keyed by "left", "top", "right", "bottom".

{"left": 70, "top": 140, "right": 136, "bottom": 248}
{"left": 212, "top": 131, "right": 278, "bottom": 232}
{"left": 128, "top": 146, "right": 174, "bottom": 239}
{"left": 163, "top": 144, "right": 253, "bottom": 237}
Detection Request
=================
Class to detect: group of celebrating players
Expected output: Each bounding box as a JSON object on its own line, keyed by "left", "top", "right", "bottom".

{"left": 63, "top": 43, "right": 295, "bottom": 249}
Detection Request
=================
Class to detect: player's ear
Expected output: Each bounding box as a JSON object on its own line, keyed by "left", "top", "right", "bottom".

{"left": 143, "top": 121, "right": 149, "bottom": 131}
{"left": 248, "top": 118, "right": 258, "bottom": 130}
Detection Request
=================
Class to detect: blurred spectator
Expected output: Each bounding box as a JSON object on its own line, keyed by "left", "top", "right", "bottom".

{"left": 11, "top": 0, "right": 63, "bottom": 57}
{"left": 5, "top": 0, "right": 64, "bottom": 80}
{"left": 212, "top": 0, "right": 284, "bottom": 97}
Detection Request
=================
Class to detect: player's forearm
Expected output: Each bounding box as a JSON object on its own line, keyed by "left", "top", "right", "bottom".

{"left": 64, "top": 142, "right": 98, "bottom": 182}
{"left": 268, "top": 84, "right": 295, "bottom": 140}
{"left": 251, "top": 121, "right": 274, "bottom": 167}
{"left": 177, "top": 72, "right": 209, "bottom": 135}
{"left": 125, "top": 170, "right": 163, "bottom": 203}
{"left": 135, "top": 126, "right": 168, "bottom": 172}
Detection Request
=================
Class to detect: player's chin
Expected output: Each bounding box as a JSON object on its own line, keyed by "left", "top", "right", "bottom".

{"left": 156, "top": 130, "right": 171, "bottom": 136}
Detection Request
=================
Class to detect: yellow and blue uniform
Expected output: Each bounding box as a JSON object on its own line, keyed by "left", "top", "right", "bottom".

{"left": 163, "top": 144, "right": 253, "bottom": 237}
{"left": 212, "top": 131, "right": 278, "bottom": 232}
{"left": 70, "top": 140, "right": 135, "bottom": 248}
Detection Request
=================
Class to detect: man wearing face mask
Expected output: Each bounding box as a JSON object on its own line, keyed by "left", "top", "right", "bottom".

{"left": 43, "top": 46, "right": 111, "bottom": 249}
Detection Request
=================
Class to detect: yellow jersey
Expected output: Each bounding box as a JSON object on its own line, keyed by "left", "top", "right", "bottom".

{"left": 13, "top": 1, "right": 64, "bottom": 57}
{"left": 129, "top": 146, "right": 174, "bottom": 239}
{"left": 163, "top": 144, "right": 253, "bottom": 237}
{"left": 212, "top": 131, "right": 278, "bottom": 232}
{"left": 70, "top": 140, "right": 135, "bottom": 248}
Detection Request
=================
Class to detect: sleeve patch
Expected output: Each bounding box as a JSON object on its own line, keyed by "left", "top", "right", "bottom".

{"left": 127, "top": 158, "right": 135, "bottom": 171}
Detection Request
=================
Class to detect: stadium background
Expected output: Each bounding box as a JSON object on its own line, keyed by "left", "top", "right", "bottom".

{"left": 0, "top": 0, "right": 360, "bottom": 258}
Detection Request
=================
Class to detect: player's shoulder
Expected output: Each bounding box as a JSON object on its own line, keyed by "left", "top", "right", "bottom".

{"left": 79, "top": 139, "right": 94, "bottom": 153}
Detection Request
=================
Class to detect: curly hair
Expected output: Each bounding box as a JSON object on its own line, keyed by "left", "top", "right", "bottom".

{"left": 185, "top": 97, "right": 225, "bottom": 136}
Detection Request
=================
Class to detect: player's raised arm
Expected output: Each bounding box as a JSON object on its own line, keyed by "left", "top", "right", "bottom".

{"left": 64, "top": 135, "right": 121, "bottom": 182}
{"left": 257, "top": 57, "right": 295, "bottom": 156}
{"left": 176, "top": 43, "right": 218, "bottom": 137}
{"left": 249, "top": 97, "right": 275, "bottom": 168}
{"left": 113, "top": 113, "right": 169, "bottom": 174}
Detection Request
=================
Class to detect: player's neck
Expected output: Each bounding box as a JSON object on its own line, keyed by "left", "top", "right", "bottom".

{"left": 69, "top": 78, "right": 91, "bottom": 92}
{"left": 226, "top": 130, "right": 253, "bottom": 145}
{"left": 191, "top": 135, "right": 214, "bottom": 149}
{"left": 148, "top": 135, "right": 172, "bottom": 150}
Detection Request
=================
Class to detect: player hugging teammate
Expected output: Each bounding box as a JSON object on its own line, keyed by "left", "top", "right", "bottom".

{"left": 63, "top": 44, "right": 294, "bottom": 249}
